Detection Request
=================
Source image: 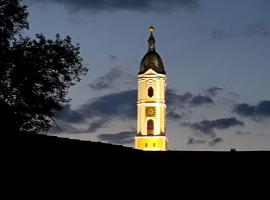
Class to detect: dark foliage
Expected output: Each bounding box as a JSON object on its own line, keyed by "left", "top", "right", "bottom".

{"left": 0, "top": 0, "right": 87, "bottom": 133}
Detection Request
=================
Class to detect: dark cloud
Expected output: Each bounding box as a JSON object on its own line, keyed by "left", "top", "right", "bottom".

{"left": 167, "top": 91, "right": 192, "bottom": 107}
{"left": 167, "top": 111, "right": 182, "bottom": 120}
{"left": 109, "top": 54, "right": 117, "bottom": 61}
{"left": 98, "top": 131, "right": 134, "bottom": 144}
{"left": 167, "top": 90, "right": 214, "bottom": 108}
{"left": 89, "top": 68, "right": 136, "bottom": 91}
{"left": 89, "top": 68, "right": 122, "bottom": 90}
{"left": 54, "top": 104, "right": 85, "bottom": 123}
{"left": 204, "top": 87, "right": 223, "bottom": 97}
{"left": 245, "top": 22, "right": 270, "bottom": 37}
{"left": 87, "top": 118, "right": 108, "bottom": 133}
{"left": 187, "top": 137, "right": 206, "bottom": 145}
{"left": 187, "top": 136, "right": 223, "bottom": 146}
{"left": 183, "top": 117, "right": 244, "bottom": 135}
{"left": 208, "top": 137, "right": 223, "bottom": 146}
{"left": 79, "top": 90, "right": 137, "bottom": 119}
{"left": 49, "top": 121, "right": 80, "bottom": 133}
{"left": 190, "top": 95, "right": 214, "bottom": 106}
{"left": 256, "top": 101, "right": 270, "bottom": 116}
{"left": 33, "top": 0, "right": 200, "bottom": 14}
{"left": 234, "top": 103, "right": 255, "bottom": 116}
{"left": 211, "top": 29, "right": 231, "bottom": 39}
{"left": 235, "top": 131, "right": 251, "bottom": 135}
{"left": 234, "top": 100, "right": 270, "bottom": 118}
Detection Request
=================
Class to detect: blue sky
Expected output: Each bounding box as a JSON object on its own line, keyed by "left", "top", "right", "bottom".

{"left": 23, "top": 0, "right": 270, "bottom": 150}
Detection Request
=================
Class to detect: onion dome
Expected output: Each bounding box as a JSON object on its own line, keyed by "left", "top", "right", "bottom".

{"left": 139, "top": 26, "right": 165, "bottom": 75}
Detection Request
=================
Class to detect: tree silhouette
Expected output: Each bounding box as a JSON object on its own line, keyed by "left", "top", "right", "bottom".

{"left": 0, "top": 0, "right": 88, "bottom": 133}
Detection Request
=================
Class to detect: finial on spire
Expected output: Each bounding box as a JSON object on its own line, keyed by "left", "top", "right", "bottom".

{"left": 148, "top": 25, "right": 156, "bottom": 51}
{"left": 149, "top": 25, "right": 155, "bottom": 33}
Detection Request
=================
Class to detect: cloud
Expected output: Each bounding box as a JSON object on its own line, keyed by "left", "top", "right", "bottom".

{"left": 109, "top": 54, "right": 117, "bottom": 61}
{"left": 235, "top": 131, "right": 251, "bottom": 135}
{"left": 204, "top": 87, "right": 223, "bottom": 97}
{"left": 54, "top": 104, "right": 85, "bottom": 123}
{"left": 183, "top": 117, "right": 244, "bottom": 135}
{"left": 32, "top": 0, "right": 200, "bottom": 14}
{"left": 211, "top": 29, "right": 231, "bottom": 39}
{"left": 245, "top": 22, "right": 270, "bottom": 37}
{"left": 167, "top": 111, "right": 183, "bottom": 120}
{"left": 49, "top": 121, "right": 81, "bottom": 133}
{"left": 187, "top": 136, "right": 223, "bottom": 146}
{"left": 190, "top": 95, "right": 214, "bottom": 106}
{"left": 234, "top": 100, "right": 270, "bottom": 118}
{"left": 87, "top": 118, "right": 108, "bottom": 133}
{"left": 256, "top": 101, "right": 270, "bottom": 116}
{"left": 234, "top": 103, "right": 255, "bottom": 116}
{"left": 167, "top": 90, "right": 214, "bottom": 108}
{"left": 208, "top": 137, "right": 223, "bottom": 146}
{"left": 187, "top": 137, "right": 206, "bottom": 145}
{"left": 79, "top": 90, "right": 137, "bottom": 120}
{"left": 98, "top": 131, "right": 134, "bottom": 144}
{"left": 89, "top": 68, "right": 136, "bottom": 91}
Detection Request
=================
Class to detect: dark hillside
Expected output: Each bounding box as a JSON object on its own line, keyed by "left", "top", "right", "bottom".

{"left": 3, "top": 133, "right": 270, "bottom": 199}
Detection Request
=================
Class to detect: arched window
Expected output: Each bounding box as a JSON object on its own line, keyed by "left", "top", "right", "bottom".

{"left": 148, "top": 87, "right": 154, "bottom": 97}
{"left": 147, "top": 119, "right": 154, "bottom": 135}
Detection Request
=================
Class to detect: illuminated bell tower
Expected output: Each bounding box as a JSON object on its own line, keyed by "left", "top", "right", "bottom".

{"left": 134, "top": 26, "right": 168, "bottom": 151}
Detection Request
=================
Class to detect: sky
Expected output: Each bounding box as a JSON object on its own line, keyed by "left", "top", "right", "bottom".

{"left": 22, "top": 0, "right": 270, "bottom": 150}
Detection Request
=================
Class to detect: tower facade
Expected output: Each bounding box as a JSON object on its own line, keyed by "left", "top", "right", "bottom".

{"left": 135, "top": 26, "right": 168, "bottom": 151}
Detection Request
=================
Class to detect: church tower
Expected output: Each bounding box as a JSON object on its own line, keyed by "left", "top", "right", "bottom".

{"left": 135, "top": 26, "right": 168, "bottom": 151}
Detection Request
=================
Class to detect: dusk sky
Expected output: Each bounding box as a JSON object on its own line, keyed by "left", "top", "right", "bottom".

{"left": 23, "top": 0, "right": 270, "bottom": 150}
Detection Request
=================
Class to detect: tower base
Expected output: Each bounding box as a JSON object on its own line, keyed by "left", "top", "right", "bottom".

{"left": 134, "top": 135, "right": 168, "bottom": 151}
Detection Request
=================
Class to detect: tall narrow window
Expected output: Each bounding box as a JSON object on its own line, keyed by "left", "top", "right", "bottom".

{"left": 148, "top": 87, "right": 154, "bottom": 97}
{"left": 147, "top": 119, "right": 154, "bottom": 135}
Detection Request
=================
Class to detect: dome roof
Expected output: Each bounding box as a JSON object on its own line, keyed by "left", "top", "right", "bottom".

{"left": 139, "top": 26, "right": 166, "bottom": 75}
{"left": 139, "top": 51, "right": 165, "bottom": 74}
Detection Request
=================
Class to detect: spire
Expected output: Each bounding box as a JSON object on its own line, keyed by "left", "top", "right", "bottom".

{"left": 148, "top": 26, "right": 156, "bottom": 51}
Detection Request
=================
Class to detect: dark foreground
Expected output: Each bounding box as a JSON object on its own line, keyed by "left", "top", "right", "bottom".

{"left": 4, "top": 133, "right": 270, "bottom": 199}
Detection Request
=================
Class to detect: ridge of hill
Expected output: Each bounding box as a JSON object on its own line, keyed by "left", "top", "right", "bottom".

{"left": 4, "top": 133, "right": 270, "bottom": 199}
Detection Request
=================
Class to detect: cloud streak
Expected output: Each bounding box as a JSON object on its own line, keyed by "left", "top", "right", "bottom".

{"left": 87, "top": 118, "right": 108, "bottom": 133}
{"left": 183, "top": 117, "right": 244, "bottom": 136}
{"left": 167, "top": 90, "right": 214, "bottom": 108}
{"left": 31, "top": 0, "right": 200, "bottom": 14}
{"left": 187, "top": 137, "right": 206, "bottom": 145}
{"left": 204, "top": 87, "right": 223, "bottom": 97}
{"left": 98, "top": 131, "right": 134, "bottom": 144}
{"left": 187, "top": 137, "right": 223, "bottom": 146}
{"left": 208, "top": 137, "right": 223, "bottom": 146}
{"left": 54, "top": 104, "right": 85, "bottom": 123}
{"left": 211, "top": 29, "right": 231, "bottom": 39}
{"left": 245, "top": 22, "right": 270, "bottom": 37}
{"left": 89, "top": 68, "right": 136, "bottom": 91}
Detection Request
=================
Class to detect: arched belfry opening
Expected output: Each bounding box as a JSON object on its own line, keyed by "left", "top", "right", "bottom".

{"left": 147, "top": 119, "right": 154, "bottom": 135}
